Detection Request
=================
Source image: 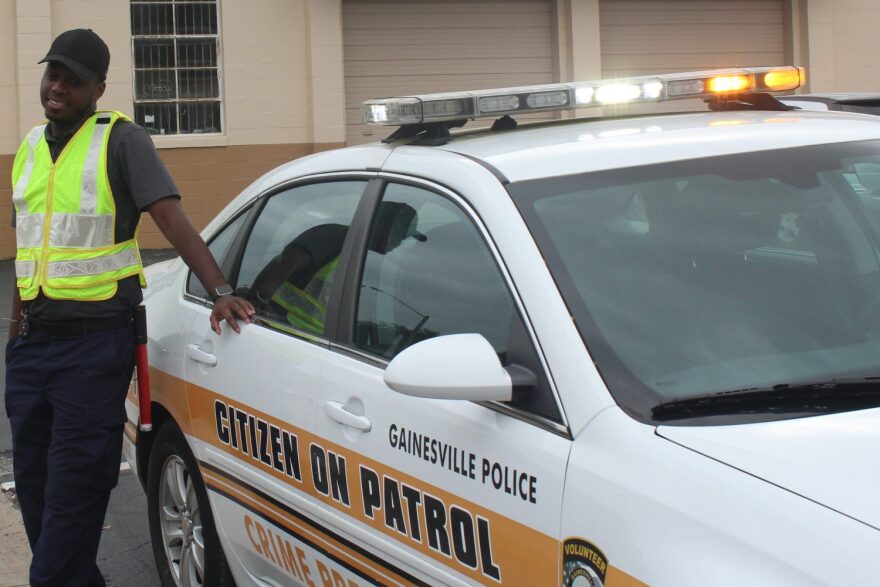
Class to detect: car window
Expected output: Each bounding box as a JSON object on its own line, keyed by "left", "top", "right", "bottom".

{"left": 355, "top": 183, "right": 516, "bottom": 360}
{"left": 510, "top": 140, "right": 880, "bottom": 421}
{"left": 237, "top": 181, "right": 365, "bottom": 337}
{"left": 186, "top": 211, "right": 249, "bottom": 299}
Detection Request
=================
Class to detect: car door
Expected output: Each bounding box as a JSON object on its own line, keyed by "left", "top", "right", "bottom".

{"left": 179, "top": 177, "right": 372, "bottom": 585}
{"left": 311, "top": 180, "right": 572, "bottom": 585}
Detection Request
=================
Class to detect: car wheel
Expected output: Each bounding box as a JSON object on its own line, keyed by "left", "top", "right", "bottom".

{"left": 147, "top": 423, "right": 235, "bottom": 587}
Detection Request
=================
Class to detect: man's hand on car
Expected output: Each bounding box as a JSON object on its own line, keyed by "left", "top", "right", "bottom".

{"left": 210, "top": 294, "right": 255, "bottom": 334}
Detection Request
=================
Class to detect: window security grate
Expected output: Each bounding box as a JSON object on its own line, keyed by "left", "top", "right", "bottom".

{"left": 130, "top": 0, "right": 222, "bottom": 135}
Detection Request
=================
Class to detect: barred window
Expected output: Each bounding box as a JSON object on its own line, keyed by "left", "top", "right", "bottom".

{"left": 131, "top": 0, "right": 222, "bottom": 136}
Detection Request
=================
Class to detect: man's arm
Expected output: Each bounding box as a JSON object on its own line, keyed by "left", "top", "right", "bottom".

{"left": 146, "top": 196, "right": 254, "bottom": 334}
{"left": 8, "top": 284, "right": 21, "bottom": 341}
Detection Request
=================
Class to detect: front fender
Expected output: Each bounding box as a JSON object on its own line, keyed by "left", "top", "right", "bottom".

{"left": 560, "top": 408, "right": 879, "bottom": 586}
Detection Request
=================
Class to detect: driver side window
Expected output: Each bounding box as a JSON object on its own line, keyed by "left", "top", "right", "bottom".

{"left": 355, "top": 183, "right": 515, "bottom": 360}
{"left": 354, "top": 182, "right": 562, "bottom": 423}
{"left": 186, "top": 211, "right": 249, "bottom": 299}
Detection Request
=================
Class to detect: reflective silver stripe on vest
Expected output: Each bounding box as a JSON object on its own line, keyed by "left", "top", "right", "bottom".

{"left": 14, "top": 213, "right": 45, "bottom": 249}
{"left": 49, "top": 214, "right": 114, "bottom": 248}
{"left": 47, "top": 248, "right": 138, "bottom": 279}
{"left": 81, "top": 118, "right": 112, "bottom": 214}
{"left": 12, "top": 126, "right": 47, "bottom": 215}
{"left": 15, "top": 260, "right": 36, "bottom": 279}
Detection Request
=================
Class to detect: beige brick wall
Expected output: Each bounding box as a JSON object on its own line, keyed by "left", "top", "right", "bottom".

{"left": 0, "top": 155, "right": 12, "bottom": 256}
{"left": 15, "top": 0, "right": 51, "bottom": 139}
{"left": 306, "top": 0, "right": 345, "bottom": 144}
{"left": 222, "top": 0, "right": 311, "bottom": 145}
{"left": 0, "top": 2, "right": 19, "bottom": 154}
{"left": 558, "top": 0, "right": 602, "bottom": 118}
{"left": 806, "top": 0, "right": 880, "bottom": 92}
{"left": 568, "top": 0, "right": 601, "bottom": 82}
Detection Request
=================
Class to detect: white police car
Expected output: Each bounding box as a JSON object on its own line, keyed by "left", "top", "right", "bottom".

{"left": 124, "top": 66, "right": 880, "bottom": 586}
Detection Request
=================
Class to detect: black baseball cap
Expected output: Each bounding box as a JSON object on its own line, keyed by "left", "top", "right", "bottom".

{"left": 39, "top": 29, "right": 110, "bottom": 82}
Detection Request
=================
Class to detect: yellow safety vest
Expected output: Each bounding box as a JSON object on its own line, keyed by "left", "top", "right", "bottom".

{"left": 271, "top": 258, "right": 339, "bottom": 335}
{"left": 11, "top": 111, "right": 146, "bottom": 301}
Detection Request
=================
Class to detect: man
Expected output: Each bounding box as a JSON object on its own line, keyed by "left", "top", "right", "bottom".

{"left": 5, "top": 29, "right": 255, "bottom": 586}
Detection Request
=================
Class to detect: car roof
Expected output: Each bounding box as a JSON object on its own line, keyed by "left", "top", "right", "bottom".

{"left": 428, "top": 110, "right": 880, "bottom": 182}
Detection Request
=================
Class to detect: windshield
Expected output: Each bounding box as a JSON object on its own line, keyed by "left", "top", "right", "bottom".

{"left": 509, "top": 140, "right": 880, "bottom": 422}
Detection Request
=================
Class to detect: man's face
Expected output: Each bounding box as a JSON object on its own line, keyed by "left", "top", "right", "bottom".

{"left": 40, "top": 62, "right": 105, "bottom": 132}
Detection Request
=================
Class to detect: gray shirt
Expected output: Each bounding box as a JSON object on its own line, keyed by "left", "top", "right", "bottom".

{"left": 16, "top": 113, "right": 179, "bottom": 320}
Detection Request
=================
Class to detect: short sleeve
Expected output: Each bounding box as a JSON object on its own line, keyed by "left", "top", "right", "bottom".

{"left": 111, "top": 122, "right": 180, "bottom": 211}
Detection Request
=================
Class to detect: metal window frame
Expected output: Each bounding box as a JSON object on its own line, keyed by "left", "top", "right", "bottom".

{"left": 130, "top": 0, "right": 225, "bottom": 136}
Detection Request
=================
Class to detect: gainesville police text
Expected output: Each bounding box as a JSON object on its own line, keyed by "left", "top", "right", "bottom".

{"left": 389, "top": 423, "right": 537, "bottom": 504}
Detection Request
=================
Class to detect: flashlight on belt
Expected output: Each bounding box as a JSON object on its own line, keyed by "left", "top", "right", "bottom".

{"left": 134, "top": 305, "right": 152, "bottom": 432}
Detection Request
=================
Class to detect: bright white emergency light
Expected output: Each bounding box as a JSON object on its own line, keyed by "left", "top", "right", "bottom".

{"left": 362, "top": 66, "right": 805, "bottom": 126}
{"left": 594, "top": 83, "right": 643, "bottom": 104}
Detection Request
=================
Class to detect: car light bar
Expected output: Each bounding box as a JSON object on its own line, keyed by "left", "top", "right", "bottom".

{"left": 362, "top": 66, "right": 805, "bottom": 126}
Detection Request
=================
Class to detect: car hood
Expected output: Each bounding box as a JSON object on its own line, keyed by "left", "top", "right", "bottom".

{"left": 657, "top": 408, "right": 880, "bottom": 529}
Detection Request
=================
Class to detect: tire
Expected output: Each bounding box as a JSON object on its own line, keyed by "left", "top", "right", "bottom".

{"left": 147, "top": 423, "right": 236, "bottom": 587}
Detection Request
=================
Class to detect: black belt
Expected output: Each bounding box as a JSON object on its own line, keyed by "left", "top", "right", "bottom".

{"left": 28, "top": 313, "right": 133, "bottom": 337}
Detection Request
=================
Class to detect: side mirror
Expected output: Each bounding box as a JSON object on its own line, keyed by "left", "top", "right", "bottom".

{"left": 384, "top": 333, "right": 534, "bottom": 401}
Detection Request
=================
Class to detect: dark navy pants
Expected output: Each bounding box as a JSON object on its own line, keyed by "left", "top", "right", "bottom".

{"left": 5, "top": 325, "right": 135, "bottom": 587}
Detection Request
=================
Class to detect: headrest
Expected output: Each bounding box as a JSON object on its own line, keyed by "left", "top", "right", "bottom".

{"left": 369, "top": 202, "right": 422, "bottom": 254}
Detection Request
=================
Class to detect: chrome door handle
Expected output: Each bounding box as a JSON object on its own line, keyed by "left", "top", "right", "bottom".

{"left": 324, "top": 401, "right": 371, "bottom": 432}
{"left": 186, "top": 344, "right": 217, "bottom": 366}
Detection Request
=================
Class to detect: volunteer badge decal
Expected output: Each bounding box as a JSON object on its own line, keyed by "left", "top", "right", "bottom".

{"left": 562, "top": 538, "right": 608, "bottom": 587}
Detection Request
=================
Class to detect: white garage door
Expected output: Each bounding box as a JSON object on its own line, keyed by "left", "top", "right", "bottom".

{"left": 343, "top": 0, "right": 555, "bottom": 145}
{"left": 600, "top": 0, "right": 787, "bottom": 78}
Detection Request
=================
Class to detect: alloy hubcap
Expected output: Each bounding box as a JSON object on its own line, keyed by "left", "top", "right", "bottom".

{"left": 159, "top": 455, "right": 205, "bottom": 587}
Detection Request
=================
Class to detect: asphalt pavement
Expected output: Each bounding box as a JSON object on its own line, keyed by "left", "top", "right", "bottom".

{"left": 0, "top": 250, "right": 176, "bottom": 587}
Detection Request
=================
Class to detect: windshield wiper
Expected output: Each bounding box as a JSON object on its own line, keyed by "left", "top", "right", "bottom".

{"left": 651, "top": 376, "right": 880, "bottom": 421}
